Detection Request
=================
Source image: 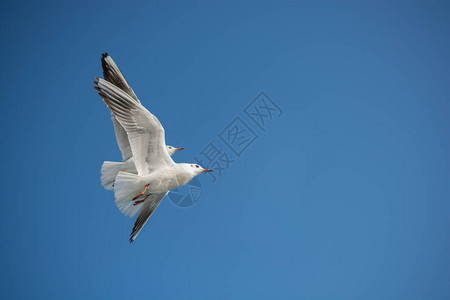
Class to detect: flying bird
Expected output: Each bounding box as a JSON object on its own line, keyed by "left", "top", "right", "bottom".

{"left": 94, "top": 54, "right": 212, "bottom": 243}
{"left": 99, "top": 53, "right": 184, "bottom": 190}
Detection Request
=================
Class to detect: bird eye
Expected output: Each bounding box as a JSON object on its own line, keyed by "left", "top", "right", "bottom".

{"left": 196, "top": 165, "right": 199, "bottom": 168}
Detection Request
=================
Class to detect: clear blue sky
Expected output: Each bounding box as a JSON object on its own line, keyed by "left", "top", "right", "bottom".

{"left": 1, "top": 1, "right": 449, "bottom": 299}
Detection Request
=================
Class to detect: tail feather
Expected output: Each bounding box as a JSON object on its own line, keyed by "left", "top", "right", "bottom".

{"left": 114, "top": 171, "right": 147, "bottom": 217}
{"left": 100, "top": 161, "right": 125, "bottom": 190}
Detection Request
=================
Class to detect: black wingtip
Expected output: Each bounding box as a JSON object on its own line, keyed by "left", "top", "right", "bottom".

{"left": 101, "top": 53, "right": 108, "bottom": 70}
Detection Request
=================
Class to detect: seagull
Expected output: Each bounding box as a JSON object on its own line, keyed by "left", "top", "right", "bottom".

{"left": 94, "top": 56, "right": 212, "bottom": 243}
{"left": 99, "top": 53, "right": 184, "bottom": 190}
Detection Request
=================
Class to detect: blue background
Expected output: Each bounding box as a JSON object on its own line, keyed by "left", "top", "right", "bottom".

{"left": 1, "top": 1, "right": 449, "bottom": 299}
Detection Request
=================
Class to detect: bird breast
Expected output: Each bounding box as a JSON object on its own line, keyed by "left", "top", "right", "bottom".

{"left": 146, "top": 169, "right": 193, "bottom": 194}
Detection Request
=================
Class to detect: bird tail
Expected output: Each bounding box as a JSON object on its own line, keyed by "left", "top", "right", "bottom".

{"left": 100, "top": 161, "right": 125, "bottom": 190}
{"left": 114, "top": 171, "right": 148, "bottom": 217}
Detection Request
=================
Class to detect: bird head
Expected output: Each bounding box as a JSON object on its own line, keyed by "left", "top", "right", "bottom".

{"left": 166, "top": 145, "right": 184, "bottom": 156}
{"left": 190, "top": 164, "right": 213, "bottom": 175}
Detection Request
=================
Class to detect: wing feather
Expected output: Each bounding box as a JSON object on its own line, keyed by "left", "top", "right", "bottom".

{"left": 111, "top": 114, "right": 132, "bottom": 161}
{"left": 94, "top": 78, "right": 174, "bottom": 175}
{"left": 101, "top": 53, "right": 140, "bottom": 103}
{"left": 129, "top": 193, "right": 167, "bottom": 243}
{"left": 100, "top": 53, "right": 138, "bottom": 161}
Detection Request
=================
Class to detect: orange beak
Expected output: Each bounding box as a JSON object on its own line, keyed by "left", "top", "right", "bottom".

{"left": 175, "top": 148, "right": 184, "bottom": 151}
{"left": 203, "top": 169, "right": 213, "bottom": 172}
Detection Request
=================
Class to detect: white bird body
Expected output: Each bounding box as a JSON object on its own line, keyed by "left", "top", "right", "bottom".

{"left": 137, "top": 163, "right": 197, "bottom": 194}
{"left": 117, "top": 164, "right": 198, "bottom": 197}
{"left": 100, "top": 146, "right": 181, "bottom": 190}
{"left": 113, "top": 164, "right": 203, "bottom": 217}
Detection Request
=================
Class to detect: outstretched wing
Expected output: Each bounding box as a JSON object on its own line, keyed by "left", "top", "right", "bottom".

{"left": 94, "top": 78, "right": 174, "bottom": 175}
{"left": 101, "top": 53, "right": 139, "bottom": 161}
{"left": 130, "top": 192, "right": 167, "bottom": 243}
